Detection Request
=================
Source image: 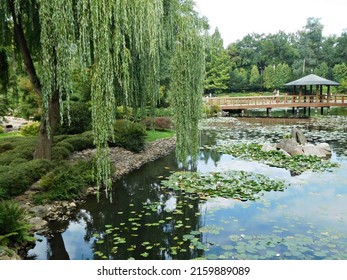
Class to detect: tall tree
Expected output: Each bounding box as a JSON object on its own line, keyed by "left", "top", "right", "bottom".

{"left": 2, "top": 0, "right": 205, "bottom": 196}
{"left": 249, "top": 65, "right": 261, "bottom": 91}
{"left": 296, "top": 17, "right": 324, "bottom": 74}
{"left": 204, "top": 28, "right": 230, "bottom": 94}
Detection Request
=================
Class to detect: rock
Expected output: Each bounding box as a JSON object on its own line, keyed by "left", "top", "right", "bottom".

{"left": 0, "top": 247, "right": 21, "bottom": 260}
{"left": 261, "top": 143, "right": 276, "bottom": 152}
{"left": 276, "top": 138, "right": 301, "bottom": 156}
{"left": 291, "top": 127, "right": 307, "bottom": 145}
{"left": 69, "top": 202, "right": 77, "bottom": 208}
{"left": 29, "top": 217, "right": 48, "bottom": 231}
{"left": 303, "top": 143, "right": 331, "bottom": 158}
{"left": 278, "top": 149, "right": 291, "bottom": 157}
{"left": 317, "top": 143, "right": 332, "bottom": 156}
{"left": 291, "top": 147, "right": 304, "bottom": 156}
{"left": 30, "top": 205, "right": 50, "bottom": 218}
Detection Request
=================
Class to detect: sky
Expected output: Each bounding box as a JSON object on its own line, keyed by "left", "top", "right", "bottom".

{"left": 194, "top": 0, "right": 347, "bottom": 46}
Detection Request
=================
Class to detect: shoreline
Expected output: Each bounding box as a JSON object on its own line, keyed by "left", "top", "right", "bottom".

{"left": 3, "top": 137, "right": 176, "bottom": 260}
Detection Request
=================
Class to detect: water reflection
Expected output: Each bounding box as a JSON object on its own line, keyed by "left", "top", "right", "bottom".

{"left": 27, "top": 116, "right": 347, "bottom": 260}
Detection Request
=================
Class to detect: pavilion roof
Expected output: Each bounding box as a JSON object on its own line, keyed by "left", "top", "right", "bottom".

{"left": 285, "top": 74, "right": 340, "bottom": 86}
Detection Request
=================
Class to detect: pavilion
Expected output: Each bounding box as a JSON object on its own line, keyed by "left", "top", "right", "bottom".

{"left": 285, "top": 73, "right": 340, "bottom": 97}
{"left": 285, "top": 74, "right": 340, "bottom": 114}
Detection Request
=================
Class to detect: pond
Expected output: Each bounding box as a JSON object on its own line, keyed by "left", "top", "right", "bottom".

{"left": 26, "top": 112, "right": 347, "bottom": 260}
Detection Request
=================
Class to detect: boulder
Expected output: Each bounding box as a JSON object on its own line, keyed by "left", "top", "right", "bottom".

{"left": 317, "top": 143, "right": 332, "bottom": 157}
{"left": 278, "top": 149, "right": 291, "bottom": 157}
{"left": 29, "top": 217, "right": 48, "bottom": 231}
{"left": 261, "top": 143, "right": 276, "bottom": 152}
{"left": 291, "top": 127, "right": 307, "bottom": 145}
{"left": 291, "top": 147, "right": 304, "bottom": 156}
{"left": 303, "top": 143, "right": 331, "bottom": 158}
{"left": 276, "top": 138, "right": 301, "bottom": 156}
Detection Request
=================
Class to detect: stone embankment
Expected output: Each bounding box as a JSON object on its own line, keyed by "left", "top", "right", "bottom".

{"left": 5, "top": 137, "right": 175, "bottom": 259}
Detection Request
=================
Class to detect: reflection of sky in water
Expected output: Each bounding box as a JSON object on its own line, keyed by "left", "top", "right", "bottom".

{"left": 27, "top": 120, "right": 347, "bottom": 259}
{"left": 62, "top": 221, "right": 94, "bottom": 260}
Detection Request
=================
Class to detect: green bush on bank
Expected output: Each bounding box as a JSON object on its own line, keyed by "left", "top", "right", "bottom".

{"left": 0, "top": 119, "right": 150, "bottom": 201}
{"left": 0, "top": 200, "right": 34, "bottom": 246}
{"left": 56, "top": 102, "right": 92, "bottom": 135}
{"left": 35, "top": 160, "right": 94, "bottom": 203}
{"left": 0, "top": 159, "right": 54, "bottom": 199}
{"left": 109, "top": 120, "right": 146, "bottom": 153}
{"left": 20, "top": 122, "right": 40, "bottom": 136}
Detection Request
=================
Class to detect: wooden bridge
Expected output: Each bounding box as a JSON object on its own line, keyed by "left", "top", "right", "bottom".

{"left": 207, "top": 94, "right": 347, "bottom": 115}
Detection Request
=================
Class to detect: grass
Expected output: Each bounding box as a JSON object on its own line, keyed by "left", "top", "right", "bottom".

{"left": 145, "top": 130, "right": 175, "bottom": 142}
{"left": 0, "top": 132, "right": 22, "bottom": 138}
{"left": 213, "top": 92, "right": 275, "bottom": 98}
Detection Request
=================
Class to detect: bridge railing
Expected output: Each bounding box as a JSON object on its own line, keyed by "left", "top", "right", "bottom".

{"left": 207, "top": 94, "right": 347, "bottom": 108}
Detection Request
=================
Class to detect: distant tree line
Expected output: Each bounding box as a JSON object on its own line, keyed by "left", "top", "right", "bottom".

{"left": 204, "top": 17, "right": 347, "bottom": 94}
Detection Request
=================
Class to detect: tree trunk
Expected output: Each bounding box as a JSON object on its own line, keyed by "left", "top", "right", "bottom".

{"left": 33, "top": 90, "right": 60, "bottom": 160}
{"left": 8, "top": 0, "right": 41, "bottom": 94}
{"left": 9, "top": 0, "right": 58, "bottom": 160}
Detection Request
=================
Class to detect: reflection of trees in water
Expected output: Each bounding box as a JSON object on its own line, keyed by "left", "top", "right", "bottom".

{"left": 47, "top": 231, "right": 70, "bottom": 260}
{"left": 200, "top": 148, "right": 221, "bottom": 166}
{"left": 73, "top": 152, "right": 205, "bottom": 259}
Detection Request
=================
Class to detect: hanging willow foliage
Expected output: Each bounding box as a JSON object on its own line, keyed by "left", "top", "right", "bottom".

{"left": 169, "top": 1, "right": 206, "bottom": 167}
{"left": 6, "top": 0, "right": 205, "bottom": 200}
{"left": 38, "top": 0, "right": 75, "bottom": 132}
{"left": 76, "top": 0, "right": 166, "bottom": 199}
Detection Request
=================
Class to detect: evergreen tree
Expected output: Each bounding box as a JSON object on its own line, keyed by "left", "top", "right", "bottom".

{"left": 204, "top": 28, "right": 230, "bottom": 94}
{"left": 249, "top": 65, "right": 261, "bottom": 91}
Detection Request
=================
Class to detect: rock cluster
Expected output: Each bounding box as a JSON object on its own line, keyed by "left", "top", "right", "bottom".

{"left": 16, "top": 137, "right": 176, "bottom": 232}
{"left": 261, "top": 127, "right": 332, "bottom": 158}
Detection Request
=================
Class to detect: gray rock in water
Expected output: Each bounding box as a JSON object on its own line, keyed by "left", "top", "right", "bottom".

{"left": 29, "top": 217, "right": 48, "bottom": 231}
{"left": 291, "top": 147, "right": 304, "bottom": 156}
{"left": 261, "top": 143, "right": 276, "bottom": 152}
{"left": 291, "top": 127, "right": 307, "bottom": 145}
{"left": 303, "top": 143, "right": 331, "bottom": 158}
{"left": 276, "top": 138, "right": 301, "bottom": 156}
{"left": 316, "top": 143, "right": 332, "bottom": 156}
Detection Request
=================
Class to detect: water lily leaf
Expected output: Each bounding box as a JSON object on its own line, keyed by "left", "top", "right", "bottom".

{"left": 183, "top": 234, "right": 195, "bottom": 240}
{"left": 141, "top": 252, "right": 149, "bottom": 258}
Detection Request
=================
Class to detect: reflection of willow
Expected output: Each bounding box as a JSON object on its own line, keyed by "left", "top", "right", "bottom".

{"left": 200, "top": 148, "right": 221, "bottom": 166}
{"left": 74, "top": 152, "right": 205, "bottom": 259}
{"left": 46, "top": 227, "right": 70, "bottom": 260}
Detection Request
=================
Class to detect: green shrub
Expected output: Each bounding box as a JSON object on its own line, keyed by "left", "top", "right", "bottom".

{"left": 9, "top": 158, "right": 28, "bottom": 166}
{"left": 51, "top": 146, "right": 71, "bottom": 161}
{"left": 154, "top": 107, "right": 174, "bottom": 117}
{"left": 0, "top": 186, "right": 7, "bottom": 200}
{"left": 110, "top": 120, "right": 146, "bottom": 153}
{"left": 0, "top": 144, "right": 35, "bottom": 166}
{"left": 20, "top": 122, "right": 40, "bottom": 136}
{"left": 56, "top": 102, "right": 92, "bottom": 135}
{"left": 115, "top": 106, "right": 133, "bottom": 119}
{"left": 0, "top": 159, "right": 54, "bottom": 198}
{"left": 61, "top": 135, "right": 94, "bottom": 152}
{"left": 54, "top": 141, "right": 74, "bottom": 152}
{"left": 0, "top": 126, "right": 4, "bottom": 133}
{"left": 0, "top": 200, "right": 34, "bottom": 246}
{"left": 37, "top": 160, "right": 93, "bottom": 202}
{"left": 0, "top": 142, "right": 14, "bottom": 153}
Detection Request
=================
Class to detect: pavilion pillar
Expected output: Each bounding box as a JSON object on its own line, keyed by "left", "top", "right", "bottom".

{"left": 267, "top": 108, "right": 272, "bottom": 117}
{"left": 327, "top": 85, "right": 331, "bottom": 101}
{"left": 320, "top": 85, "right": 323, "bottom": 102}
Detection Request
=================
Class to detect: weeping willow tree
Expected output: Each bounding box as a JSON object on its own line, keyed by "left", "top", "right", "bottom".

{"left": 2, "top": 0, "right": 205, "bottom": 198}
